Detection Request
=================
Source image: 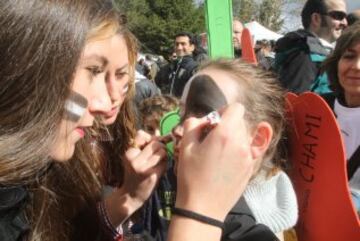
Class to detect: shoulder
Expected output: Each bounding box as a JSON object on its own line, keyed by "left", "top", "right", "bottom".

{"left": 320, "top": 92, "right": 336, "bottom": 110}
{"left": 181, "top": 56, "right": 198, "bottom": 69}
{"left": 276, "top": 29, "right": 310, "bottom": 52}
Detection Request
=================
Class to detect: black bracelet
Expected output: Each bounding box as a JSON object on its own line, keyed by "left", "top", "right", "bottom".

{"left": 172, "top": 207, "right": 224, "bottom": 230}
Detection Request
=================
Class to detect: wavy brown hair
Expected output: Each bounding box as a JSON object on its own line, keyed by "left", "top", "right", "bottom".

{"left": 138, "top": 95, "right": 180, "bottom": 132}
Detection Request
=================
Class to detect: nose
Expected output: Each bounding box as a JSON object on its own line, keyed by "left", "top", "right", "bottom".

{"left": 106, "top": 73, "right": 120, "bottom": 103}
{"left": 88, "top": 78, "right": 112, "bottom": 114}
{"left": 176, "top": 44, "right": 183, "bottom": 51}
{"left": 354, "top": 58, "right": 360, "bottom": 70}
{"left": 340, "top": 17, "right": 348, "bottom": 28}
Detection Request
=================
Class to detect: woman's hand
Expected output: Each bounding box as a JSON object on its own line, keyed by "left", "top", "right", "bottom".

{"left": 123, "top": 130, "right": 167, "bottom": 205}
{"left": 175, "top": 103, "right": 255, "bottom": 221}
{"left": 105, "top": 130, "right": 167, "bottom": 226}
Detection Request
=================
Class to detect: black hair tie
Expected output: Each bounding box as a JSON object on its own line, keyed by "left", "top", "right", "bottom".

{"left": 172, "top": 207, "right": 224, "bottom": 230}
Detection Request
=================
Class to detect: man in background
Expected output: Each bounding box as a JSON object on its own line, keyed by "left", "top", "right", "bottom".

{"left": 155, "top": 32, "right": 198, "bottom": 97}
{"left": 275, "top": 0, "right": 347, "bottom": 94}
{"left": 233, "top": 18, "right": 244, "bottom": 58}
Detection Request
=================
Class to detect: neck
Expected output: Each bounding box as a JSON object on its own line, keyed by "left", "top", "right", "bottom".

{"left": 345, "top": 93, "right": 360, "bottom": 107}
{"left": 309, "top": 28, "right": 332, "bottom": 43}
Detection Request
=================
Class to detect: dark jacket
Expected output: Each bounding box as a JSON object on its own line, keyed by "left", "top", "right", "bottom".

{"left": 0, "top": 186, "right": 29, "bottom": 241}
{"left": 0, "top": 185, "right": 116, "bottom": 241}
{"left": 155, "top": 55, "right": 198, "bottom": 97}
{"left": 274, "top": 29, "right": 332, "bottom": 94}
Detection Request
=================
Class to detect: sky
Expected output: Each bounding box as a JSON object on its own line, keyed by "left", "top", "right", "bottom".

{"left": 347, "top": 0, "right": 360, "bottom": 12}
{"left": 195, "top": 0, "right": 360, "bottom": 33}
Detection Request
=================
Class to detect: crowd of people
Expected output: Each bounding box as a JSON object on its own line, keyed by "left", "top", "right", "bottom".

{"left": 0, "top": 0, "right": 359, "bottom": 241}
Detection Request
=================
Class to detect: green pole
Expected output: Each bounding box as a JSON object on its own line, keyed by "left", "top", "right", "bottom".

{"left": 205, "top": 0, "right": 233, "bottom": 58}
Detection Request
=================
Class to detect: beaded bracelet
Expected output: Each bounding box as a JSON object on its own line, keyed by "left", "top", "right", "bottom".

{"left": 172, "top": 207, "right": 224, "bottom": 230}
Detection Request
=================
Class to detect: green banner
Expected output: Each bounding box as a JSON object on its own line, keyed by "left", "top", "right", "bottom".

{"left": 205, "top": 0, "right": 233, "bottom": 58}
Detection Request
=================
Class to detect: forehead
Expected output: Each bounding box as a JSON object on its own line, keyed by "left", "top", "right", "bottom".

{"left": 175, "top": 36, "right": 191, "bottom": 44}
{"left": 346, "top": 41, "right": 360, "bottom": 52}
{"left": 182, "top": 68, "right": 239, "bottom": 108}
{"left": 233, "top": 20, "right": 243, "bottom": 32}
{"left": 324, "top": 0, "right": 346, "bottom": 12}
{"left": 83, "top": 34, "right": 128, "bottom": 63}
{"left": 198, "top": 68, "right": 239, "bottom": 103}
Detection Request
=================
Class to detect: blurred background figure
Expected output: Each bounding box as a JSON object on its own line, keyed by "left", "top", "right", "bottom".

{"left": 233, "top": 18, "right": 244, "bottom": 58}
{"left": 347, "top": 9, "right": 360, "bottom": 26}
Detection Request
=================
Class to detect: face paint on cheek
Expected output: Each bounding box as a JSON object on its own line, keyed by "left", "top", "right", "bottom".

{"left": 184, "top": 74, "right": 228, "bottom": 118}
{"left": 64, "top": 91, "right": 88, "bottom": 122}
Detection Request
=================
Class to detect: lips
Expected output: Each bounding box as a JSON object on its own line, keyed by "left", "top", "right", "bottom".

{"left": 75, "top": 128, "right": 85, "bottom": 137}
{"left": 344, "top": 74, "right": 360, "bottom": 83}
{"left": 104, "top": 106, "right": 119, "bottom": 118}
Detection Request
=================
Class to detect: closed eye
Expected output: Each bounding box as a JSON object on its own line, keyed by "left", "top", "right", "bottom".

{"left": 116, "top": 71, "right": 128, "bottom": 80}
{"left": 86, "top": 66, "right": 104, "bottom": 77}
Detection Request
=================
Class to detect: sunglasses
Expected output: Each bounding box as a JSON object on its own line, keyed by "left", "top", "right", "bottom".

{"left": 323, "top": 11, "right": 347, "bottom": 21}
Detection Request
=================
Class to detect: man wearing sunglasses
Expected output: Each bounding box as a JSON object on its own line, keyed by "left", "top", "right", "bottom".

{"left": 274, "top": 0, "right": 347, "bottom": 94}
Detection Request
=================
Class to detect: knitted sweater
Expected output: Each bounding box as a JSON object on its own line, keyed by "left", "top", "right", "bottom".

{"left": 244, "top": 170, "right": 298, "bottom": 233}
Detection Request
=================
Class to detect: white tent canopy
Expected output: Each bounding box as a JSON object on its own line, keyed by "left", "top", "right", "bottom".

{"left": 244, "top": 21, "right": 283, "bottom": 43}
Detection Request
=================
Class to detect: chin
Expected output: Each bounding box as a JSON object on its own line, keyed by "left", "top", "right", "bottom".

{"left": 51, "top": 148, "right": 75, "bottom": 162}
{"left": 103, "top": 115, "right": 117, "bottom": 125}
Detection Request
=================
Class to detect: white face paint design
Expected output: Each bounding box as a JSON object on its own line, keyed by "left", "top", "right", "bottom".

{"left": 63, "top": 91, "right": 88, "bottom": 122}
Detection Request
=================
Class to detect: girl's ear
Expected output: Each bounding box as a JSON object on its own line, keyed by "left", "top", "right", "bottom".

{"left": 250, "top": 121, "right": 273, "bottom": 160}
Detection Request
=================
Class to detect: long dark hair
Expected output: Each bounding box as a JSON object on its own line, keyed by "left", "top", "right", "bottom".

{"left": 0, "top": 0, "right": 88, "bottom": 185}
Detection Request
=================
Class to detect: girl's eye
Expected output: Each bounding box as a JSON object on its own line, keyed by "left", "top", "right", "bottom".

{"left": 116, "top": 72, "right": 127, "bottom": 79}
{"left": 145, "top": 126, "right": 154, "bottom": 133}
{"left": 86, "top": 66, "right": 103, "bottom": 77}
{"left": 341, "top": 51, "right": 356, "bottom": 59}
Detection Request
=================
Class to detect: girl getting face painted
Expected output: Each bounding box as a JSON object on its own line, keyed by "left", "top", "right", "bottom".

{"left": 172, "top": 60, "right": 298, "bottom": 238}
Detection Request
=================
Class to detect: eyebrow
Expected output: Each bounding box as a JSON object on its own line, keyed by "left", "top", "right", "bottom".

{"left": 82, "top": 54, "right": 108, "bottom": 67}
{"left": 344, "top": 48, "right": 357, "bottom": 53}
{"left": 115, "top": 63, "right": 129, "bottom": 72}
